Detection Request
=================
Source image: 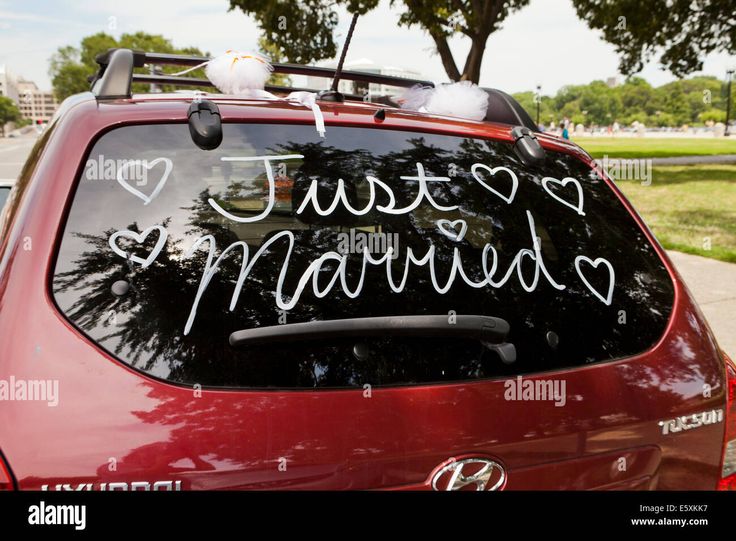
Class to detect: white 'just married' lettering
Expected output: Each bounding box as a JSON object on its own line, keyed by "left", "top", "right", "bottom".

{"left": 107, "top": 154, "right": 616, "bottom": 334}
{"left": 181, "top": 209, "right": 566, "bottom": 335}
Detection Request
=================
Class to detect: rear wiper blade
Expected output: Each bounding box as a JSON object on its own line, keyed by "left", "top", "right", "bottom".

{"left": 229, "top": 314, "right": 516, "bottom": 364}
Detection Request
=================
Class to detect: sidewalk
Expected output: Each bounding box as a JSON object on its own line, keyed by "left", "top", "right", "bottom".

{"left": 668, "top": 251, "right": 736, "bottom": 359}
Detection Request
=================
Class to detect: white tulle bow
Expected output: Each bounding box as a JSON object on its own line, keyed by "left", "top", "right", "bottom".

{"left": 399, "top": 81, "right": 489, "bottom": 121}
{"left": 285, "top": 92, "right": 326, "bottom": 137}
{"left": 172, "top": 52, "right": 326, "bottom": 137}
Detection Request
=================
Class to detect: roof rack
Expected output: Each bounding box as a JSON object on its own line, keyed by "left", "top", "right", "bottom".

{"left": 88, "top": 48, "right": 539, "bottom": 134}
{"left": 129, "top": 74, "right": 367, "bottom": 101}
{"left": 90, "top": 48, "right": 435, "bottom": 100}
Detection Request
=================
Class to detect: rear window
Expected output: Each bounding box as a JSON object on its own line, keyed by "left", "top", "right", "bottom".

{"left": 52, "top": 122, "right": 674, "bottom": 388}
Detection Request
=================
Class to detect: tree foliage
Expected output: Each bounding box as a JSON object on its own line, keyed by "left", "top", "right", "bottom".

{"left": 229, "top": 0, "right": 529, "bottom": 83}
{"left": 230, "top": 0, "right": 735, "bottom": 84}
{"left": 49, "top": 32, "right": 208, "bottom": 102}
{"left": 257, "top": 36, "right": 292, "bottom": 87}
{"left": 571, "top": 0, "right": 736, "bottom": 77}
{"left": 514, "top": 75, "right": 734, "bottom": 127}
{"left": 228, "top": 0, "right": 372, "bottom": 65}
{"left": 0, "top": 96, "right": 21, "bottom": 136}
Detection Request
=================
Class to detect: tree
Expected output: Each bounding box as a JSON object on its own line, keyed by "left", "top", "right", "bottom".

{"left": 231, "top": 0, "right": 735, "bottom": 85}
{"left": 49, "top": 47, "right": 93, "bottom": 100}
{"left": 555, "top": 80, "right": 623, "bottom": 126}
{"left": 49, "top": 32, "right": 208, "bottom": 102}
{"left": 571, "top": 0, "right": 736, "bottom": 77}
{"left": 514, "top": 73, "right": 735, "bottom": 128}
{"left": 257, "top": 36, "right": 292, "bottom": 87}
{"left": 618, "top": 77, "right": 658, "bottom": 116}
{"left": 0, "top": 96, "right": 21, "bottom": 137}
{"left": 700, "top": 109, "right": 726, "bottom": 123}
{"left": 393, "top": 0, "right": 530, "bottom": 83}
{"left": 513, "top": 91, "right": 555, "bottom": 125}
{"left": 228, "top": 0, "right": 530, "bottom": 83}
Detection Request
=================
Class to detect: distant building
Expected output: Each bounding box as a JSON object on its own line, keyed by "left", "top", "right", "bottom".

{"left": 0, "top": 68, "right": 58, "bottom": 127}
{"left": 0, "top": 65, "right": 20, "bottom": 102}
{"left": 306, "top": 58, "right": 426, "bottom": 99}
{"left": 606, "top": 76, "right": 619, "bottom": 88}
{"left": 16, "top": 79, "right": 58, "bottom": 124}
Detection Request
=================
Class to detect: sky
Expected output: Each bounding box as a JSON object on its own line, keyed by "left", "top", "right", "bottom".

{"left": 0, "top": 0, "right": 733, "bottom": 95}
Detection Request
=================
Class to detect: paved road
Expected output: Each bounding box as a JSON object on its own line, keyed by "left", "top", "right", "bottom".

{"left": 1, "top": 136, "right": 733, "bottom": 358}
{"left": 652, "top": 154, "right": 736, "bottom": 166}
{"left": 0, "top": 135, "right": 37, "bottom": 182}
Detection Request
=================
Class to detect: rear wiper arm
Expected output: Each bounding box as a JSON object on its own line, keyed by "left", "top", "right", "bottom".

{"left": 229, "top": 314, "right": 516, "bottom": 364}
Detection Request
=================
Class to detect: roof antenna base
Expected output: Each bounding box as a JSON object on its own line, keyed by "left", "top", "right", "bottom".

{"left": 317, "top": 90, "right": 345, "bottom": 103}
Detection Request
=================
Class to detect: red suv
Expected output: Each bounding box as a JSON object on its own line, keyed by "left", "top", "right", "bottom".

{"left": 0, "top": 49, "right": 734, "bottom": 491}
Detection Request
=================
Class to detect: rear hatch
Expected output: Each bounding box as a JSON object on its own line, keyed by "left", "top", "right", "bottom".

{"left": 48, "top": 106, "right": 726, "bottom": 489}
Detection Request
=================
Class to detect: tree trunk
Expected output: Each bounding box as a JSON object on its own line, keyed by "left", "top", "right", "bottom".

{"left": 461, "top": 37, "right": 486, "bottom": 83}
{"left": 428, "top": 31, "right": 461, "bottom": 82}
{"left": 429, "top": 0, "right": 505, "bottom": 84}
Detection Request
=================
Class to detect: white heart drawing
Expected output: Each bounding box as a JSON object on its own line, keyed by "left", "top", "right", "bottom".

{"left": 436, "top": 219, "right": 468, "bottom": 241}
{"left": 471, "top": 164, "right": 518, "bottom": 204}
{"left": 574, "top": 255, "right": 615, "bottom": 305}
{"left": 109, "top": 225, "right": 168, "bottom": 269}
{"left": 542, "top": 176, "right": 585, "bottom": 216}
{"left": 116, "top": 157, "right": 173, "bottom": 206}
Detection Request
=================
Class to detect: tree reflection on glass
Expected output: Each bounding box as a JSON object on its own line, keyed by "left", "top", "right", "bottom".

{"left": 53, "top": 130, "right": 674, "bottom": 388}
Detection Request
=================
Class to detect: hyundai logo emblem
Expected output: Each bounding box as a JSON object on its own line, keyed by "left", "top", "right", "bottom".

{"left": 431, "top": 458, "right": 506, "bottom": 491}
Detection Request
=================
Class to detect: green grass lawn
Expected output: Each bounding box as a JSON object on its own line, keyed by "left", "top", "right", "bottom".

{"left": 574, "top": 137, "right": 736, "bottom": 159}
{"left": 615, "top": 165, "right": 736, "bottom": 262}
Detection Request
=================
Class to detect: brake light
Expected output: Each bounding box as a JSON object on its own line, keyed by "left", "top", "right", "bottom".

{"left": 0, "top": 451, "right": 14, "bottom": 490}
{"left": 717, "top": 352, "right": 736, "bottom": 490}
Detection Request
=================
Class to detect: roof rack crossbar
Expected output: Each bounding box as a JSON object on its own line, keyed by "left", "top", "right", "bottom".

{"left": 130, "top": 74, "right": 366, "bottom": 100}
{"left": 90, "top": 49, "right": 539, "bottom": 133}
{"left": 92, "top": 49, "right": 434, "bottom": 100}
{"left": 272, "top": 63, "right": 431, "bottom": 89}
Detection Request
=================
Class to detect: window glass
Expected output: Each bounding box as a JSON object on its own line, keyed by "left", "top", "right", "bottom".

{"left": 53, "top": 123, "right": 674, "bottom": 388}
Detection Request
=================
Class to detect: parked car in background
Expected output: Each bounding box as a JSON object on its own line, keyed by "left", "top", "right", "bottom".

{"left": 0, "top": 181, "right": 12, "bottom": 211}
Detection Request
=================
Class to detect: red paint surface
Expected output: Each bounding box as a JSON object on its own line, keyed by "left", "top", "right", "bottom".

{"left": 0, "top": 94, "right": 728, "bottom": 490}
